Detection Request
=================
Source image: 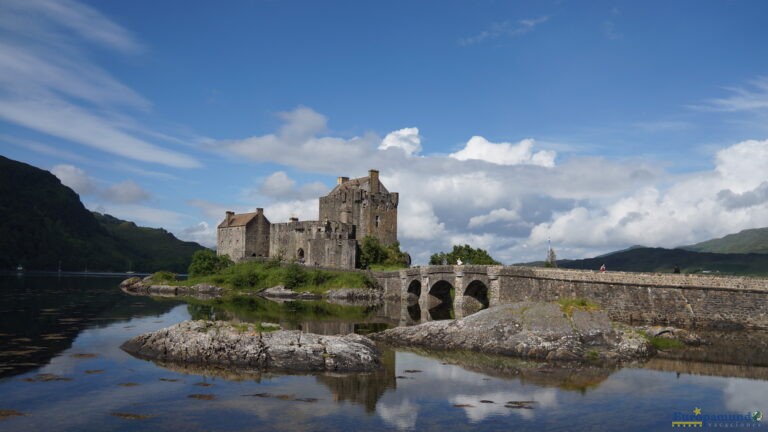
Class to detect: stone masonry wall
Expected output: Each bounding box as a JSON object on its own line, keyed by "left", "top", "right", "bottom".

{"left": 373, "top": 266, "right": 768, "bottom": 330}
{"left": 319, "top": 185, "right": 398, "bottom": 245}
{"left": 270, "top": 220, "right": 357, "bottom": 269}
{"left": 217, "top": 226, "right": 246, "bottom": 261}
{"left": 244, "top": 215, "right": 270, "bottom": 259}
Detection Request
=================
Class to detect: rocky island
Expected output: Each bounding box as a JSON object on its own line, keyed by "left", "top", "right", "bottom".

{"left": 121, "top": 320, "right": 381, "bottom": 372}
{"left": 120, "top": 276, "right": 225, "bottom": 298}
{"left": 371, "top": 302, "right": 655, "bottom": 362}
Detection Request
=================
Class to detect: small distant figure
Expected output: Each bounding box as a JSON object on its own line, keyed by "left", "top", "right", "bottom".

{"left": 599, "top": 264, "right": 606, "bottom": 273}
{"left": 456, "top": 258, "right": 463, "bottom": 266}
{"left": 673, "top": 265, "right": 681, "bottom": 274}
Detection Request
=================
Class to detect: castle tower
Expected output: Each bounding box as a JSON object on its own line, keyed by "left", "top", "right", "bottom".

{"left": 319, "top": 169, "right": 398, "bottom": 245}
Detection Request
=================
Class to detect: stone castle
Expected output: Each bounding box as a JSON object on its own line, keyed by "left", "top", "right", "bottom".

{"left": 217, "top": 170, "right": 398, "bottom": 269}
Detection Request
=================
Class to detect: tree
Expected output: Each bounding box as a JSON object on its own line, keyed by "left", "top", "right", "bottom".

{"left": 429, "top": 244, "right": 500, "bottom": 266}
{"left": 188, "top": 249, "right": 233, "bottom": 277}
{"left": 358, "top": 236, "right": 410, "bottom": 269}
{"left": 545, "top": 244, "right": 558, "bottom": 268}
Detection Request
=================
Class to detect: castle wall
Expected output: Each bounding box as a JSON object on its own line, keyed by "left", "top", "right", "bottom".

{"left": 307, "top": 238, "right": 357, "bottom": 269}
{"left": 244, "top": 216, "right": 270, "bottom": 258}
{"left": 269, "top": 220, "right": 357, "bottom": 269}
{"left": 217, "top": 226, "right": 246, "bottom": 261}
{"left": 360, "top": 191, "right": 398, "bottom": 245}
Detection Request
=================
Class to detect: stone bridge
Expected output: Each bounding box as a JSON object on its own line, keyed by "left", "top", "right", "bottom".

{"left": 371, "top": 265, "right": 768, "bottom": 330}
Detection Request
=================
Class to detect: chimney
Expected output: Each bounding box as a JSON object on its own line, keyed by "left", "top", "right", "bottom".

{"left": 256, "top": 208, "right": 263, "bottom": 214}
{"left": 337, "top": 176, "right": 349, "bottom": 185}
{"left": 225, "top": 211, "right": 234, "bottom": 227}
{"left": 289, "top": 216, "right": 299, "bottom": 223}
{"left": 369, "top": 169, "right": 379, "bottom": 194}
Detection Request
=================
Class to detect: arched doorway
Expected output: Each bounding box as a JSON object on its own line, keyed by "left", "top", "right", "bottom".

{"left": 462, "top": 280, "right": 489, "bottom": 316}
{"left": 428, "top": 280, "right": 454, "bottom": 320}
{"left": 297, "top": 248, "right": 305, "bottom": 262}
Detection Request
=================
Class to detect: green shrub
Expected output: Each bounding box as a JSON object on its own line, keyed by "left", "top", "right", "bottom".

{"left": 188, "top": 249, "right": 233, "bottom": 277}
{"left": 230, "top": 269, "right": 264, "bottom": 289}
{"left": 284, "top": 263, "right": 307, "bottom": 290}
{"left": 264, "top": 257, "right": 281, "bottom": 269}
{"left": 359, "top": 236, "right": 409, "bottom": 269}
{"left": 152, "top": 271, "right": 177, "bottom": 283}
{"left": 307, "top": 270, "right": 331, "bottom": 286}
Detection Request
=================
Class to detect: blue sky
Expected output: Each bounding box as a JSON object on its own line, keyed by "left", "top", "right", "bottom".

{"left": 3, "top": 0, "right": 768, "bottom": 264}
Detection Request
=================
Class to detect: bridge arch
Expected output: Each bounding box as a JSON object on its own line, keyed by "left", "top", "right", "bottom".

{"left": 462, "top": 279, "right": 489, "bottom": 316}
{"left": 407, "top": 280, "right": 421, "bottom": 301}
{"left": 406, "top": 279, "right": 422, "bottom": 322}
{"left": 428, "top": 280, "right": 454, "bottom": 320}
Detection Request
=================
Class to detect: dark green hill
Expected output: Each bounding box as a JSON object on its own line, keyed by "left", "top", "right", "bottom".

{"left": 0, "top": 155, "right": 205, "bottom": 273}
{"left": 93, "top": 212, "right": 205, "bottom": 273}
{"left": 681, "top": 227, "right": 768, "bottom": 254}
{"left": 554, "top": 247, "right": 768, "bottom": 276}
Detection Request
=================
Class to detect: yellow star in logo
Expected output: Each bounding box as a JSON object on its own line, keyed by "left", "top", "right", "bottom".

{"left": 693, "top": 408, "right": 702, "bottom": 416}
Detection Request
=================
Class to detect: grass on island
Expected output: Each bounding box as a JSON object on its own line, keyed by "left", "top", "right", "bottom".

{"left": 644, "top": 335, "right": 685, "bottom": 350}
{"left": 557, "top": 298, "right": 600, "bottom": 317}
{"left": 151, "top": 259, "right": 375, "bottom": 294}
{"left": 182, "top": 295, "right": 375, "bottom": 324}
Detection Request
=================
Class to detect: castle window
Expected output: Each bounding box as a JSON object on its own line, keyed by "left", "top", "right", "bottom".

{"left": 375, "top": 215, "right": 380, "bottom": 227}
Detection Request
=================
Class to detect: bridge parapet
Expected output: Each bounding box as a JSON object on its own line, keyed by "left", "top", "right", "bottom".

{"left": 498, "top": 266, "right": 768, "bottom": 293}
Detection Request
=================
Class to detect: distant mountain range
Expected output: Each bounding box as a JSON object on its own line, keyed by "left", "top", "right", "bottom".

{"left": 0, "top": 155, "right": 206, "bottom": 273}
{"left": 524, "top": 228, "right": 768, "bottom": 276}
{"left": 681, "top": 227, "right": 768, "bottom": 254}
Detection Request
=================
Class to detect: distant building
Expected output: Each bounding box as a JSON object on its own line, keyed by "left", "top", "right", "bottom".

{"left": 217, "top": 170, "right": 398, "bottom": 269}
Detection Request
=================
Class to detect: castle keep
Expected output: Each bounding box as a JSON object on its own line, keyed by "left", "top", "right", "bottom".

{"left": 217, "top": 170, "right": 398, "bottom": 269}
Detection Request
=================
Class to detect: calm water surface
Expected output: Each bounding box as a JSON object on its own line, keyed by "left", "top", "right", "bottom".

{"left": 0, "top": 274, "right": 766, "bottom": 431}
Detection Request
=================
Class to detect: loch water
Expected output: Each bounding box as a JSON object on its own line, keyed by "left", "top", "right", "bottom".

{"left": 0, "top": 274, "right": 766, "bottom": 431}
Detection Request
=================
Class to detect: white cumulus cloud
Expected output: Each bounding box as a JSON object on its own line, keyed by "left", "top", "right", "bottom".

{"left": 51, "top": 163, "right": 97, "bottom": 195}
{"left": 52, "top": 164, "right": 151, "bottom": 204}
{"left": 468, "top": 208, "right": 521, "bottom": 229}
{"left": 449, "top": 136, "right": 556, "bottom": 167}
{"left": 256, "top": 171, "right": 329, "bottom": 201}
{"left": 379, "top": 127, "right": 422, "bottom": 156}
{"left": 218, "top": 107, "right": 377, "bottom": 173}
{"left": 529, "top": 139, "right": 768, "bottom": 253}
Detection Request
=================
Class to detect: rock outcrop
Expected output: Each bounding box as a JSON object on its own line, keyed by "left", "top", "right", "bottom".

{"left": 120, "top": 276, "right": 224, "bottom": 299}
{"left": 642, "top": 326, "right": 703, "bottom": 346}
{"left": 370, "top": 302, "right": 654, "bottom": 362}
{"left": 121, "top": 320, "right": 381, "bottom": 372}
